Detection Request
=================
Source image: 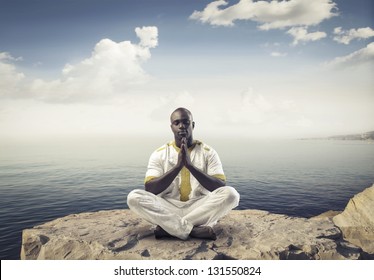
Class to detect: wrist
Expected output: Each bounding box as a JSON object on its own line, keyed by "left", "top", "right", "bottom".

{"left": 175, "top": 162, "right": 184, "bottom": 171}
{"left": 185, "top": 162, "right": 194, "bottom": 172}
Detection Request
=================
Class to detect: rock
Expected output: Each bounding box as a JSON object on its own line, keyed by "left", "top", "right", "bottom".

{"left": 312, "top": 210, "right": 341, "bottom": 219}
{"left": 21, "top": 208, "right": 364, "bottom": 260}
{"left": 333, "top": 184, "right": 374, "bottom": 255}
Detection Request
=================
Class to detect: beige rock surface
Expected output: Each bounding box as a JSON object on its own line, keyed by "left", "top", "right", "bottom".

{"left": 333, "top": 184, "right": 374, "bottom": 254}
{"left": 21, "top": 209, "right": 364, "bottom": 260}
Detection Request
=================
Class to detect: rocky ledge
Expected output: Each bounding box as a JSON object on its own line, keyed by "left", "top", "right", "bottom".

{"left": 21, "top": 184, "right": 374, "bottom": 260}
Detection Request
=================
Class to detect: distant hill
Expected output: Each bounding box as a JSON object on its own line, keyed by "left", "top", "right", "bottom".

{"left": 327, "top": 131, "right": 374, "bottom": 141}
{"left": 300, "top": 131, "right": 374, "bottom": 141}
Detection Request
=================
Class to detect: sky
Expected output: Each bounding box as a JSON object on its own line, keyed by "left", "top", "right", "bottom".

{"left": 0, "top": 0, "right": 373, "bottom": 141}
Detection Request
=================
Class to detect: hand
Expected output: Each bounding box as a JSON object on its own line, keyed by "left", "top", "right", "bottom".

{"left": 180, "top": 137, "right": 192, "bottom": 168}
{"left": 176, "top": 137, "right": 186, "bottom": 169}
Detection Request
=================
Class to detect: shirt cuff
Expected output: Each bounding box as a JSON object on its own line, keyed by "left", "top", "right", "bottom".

{"left": 144, "top": 176, "right": 158, "bottom": 184}
{"left": 212, "top": 174, "right": 226, "bottom": 181}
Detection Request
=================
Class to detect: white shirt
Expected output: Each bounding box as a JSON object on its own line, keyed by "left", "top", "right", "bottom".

{"left": 145, "top": 140, "right": 226, "bottom": 205}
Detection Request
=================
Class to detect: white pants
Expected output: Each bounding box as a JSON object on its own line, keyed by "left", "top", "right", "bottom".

{"left": 127, "top": 186, "right": 240, "bottom": 240}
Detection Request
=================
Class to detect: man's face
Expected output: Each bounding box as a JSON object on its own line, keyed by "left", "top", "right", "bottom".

{"left": 170, "top": 110, "right": 195, "bottom": 141}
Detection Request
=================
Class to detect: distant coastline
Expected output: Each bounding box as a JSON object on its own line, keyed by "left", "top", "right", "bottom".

{"left": 299, "top": 131, "right": 374, "bottom": 141}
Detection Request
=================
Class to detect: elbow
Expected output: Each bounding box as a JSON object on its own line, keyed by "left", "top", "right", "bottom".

{"left": 210, "top": 179, "right": 225, "bottom": 191}
{"left": 145, "top": 181, "right": 158, "bottom": 195}
{"left": 144, "top": 176, "right": 155, "bottom": 193}
{"left": 217, "top": 177, "right": 226, "bottom": 187}
{"left": 144, "top": 182, "right": 152, "bottom": 193}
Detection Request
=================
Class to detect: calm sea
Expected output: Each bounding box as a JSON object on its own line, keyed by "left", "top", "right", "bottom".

{"left": 1, "top": 138, "right": 373, "bottom": 260}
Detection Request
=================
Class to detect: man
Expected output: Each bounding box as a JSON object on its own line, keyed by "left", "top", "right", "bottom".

{"left": 127, "top": 108, "right": 239, "bottom": 240}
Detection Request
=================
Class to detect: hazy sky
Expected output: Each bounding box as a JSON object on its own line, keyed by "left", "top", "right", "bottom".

{"left": 1, "top": 0, "right": 373, "bottom": 140}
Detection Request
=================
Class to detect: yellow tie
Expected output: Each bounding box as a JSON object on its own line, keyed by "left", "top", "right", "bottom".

{"left": 180, "top": 167, "right": 191, "bottom": 201}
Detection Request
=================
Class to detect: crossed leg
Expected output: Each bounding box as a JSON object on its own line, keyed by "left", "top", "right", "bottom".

{"left": 127, "top": 186, "right": 240, "bottom": 240}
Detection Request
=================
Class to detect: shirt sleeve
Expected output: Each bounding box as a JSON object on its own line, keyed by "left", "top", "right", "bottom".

{"left": 206, "top": 148, "right": 226, "bottom": 181}
{"left": 144, "top": 149, "right": 164, "bottom": 183}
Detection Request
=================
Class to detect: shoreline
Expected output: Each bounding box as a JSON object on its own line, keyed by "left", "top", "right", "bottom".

{"left": 20, "top": 184, "right": 374, "bottom": 260}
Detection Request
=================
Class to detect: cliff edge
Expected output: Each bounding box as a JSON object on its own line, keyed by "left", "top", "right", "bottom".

{"left": 333, "top": 185, "right": 374, "bottom": 255}
{"left": 21, "top": 184, "right": 374, "bottom": 260}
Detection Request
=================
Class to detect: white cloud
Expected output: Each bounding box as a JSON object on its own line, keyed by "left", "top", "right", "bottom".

{"left": 325, "top": 42, "right": 374, "bottom": 68}
{"left": 288, "top": 115, "right": 313, "bottom": 128}
{"left": 0, "top": 52, "right": 23, "bottom": 61}
{"left": 333, "top": 26, "right": 374, "bottom": 44}
{"left": 0, "top": 26, "right": 158, "bottom": 103}
{"left": 190, "top": 0, "right": 337, "bottom": 30}
{"left": 135, "top": 26, "right": 158, "bottom": 48}
{"left": 148, "top": 91, "right": 196, "bottom": 122}
{"left": 287, "top": 26, "right": 327, "bottom": 45}
{"left": 263, "top": 42, "right": 281, "bottom": 48}
{"left": 270, "top": 51, "right": 287, "bottom": 57}
{"left": 279, "top": 100, "right": 296, "bottom": 110}
{"left": 220, "top": 87, "right": 318, "bottom": 139}
{"left": 0, "top": 52, "right": 25, "bottom": 98}
{"left": 227, "top": 88, "right": 275, "bottom": 125}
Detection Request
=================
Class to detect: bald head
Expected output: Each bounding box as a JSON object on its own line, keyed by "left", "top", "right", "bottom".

{"left": 170, "top": 107, "right": 193, "bottom": 123}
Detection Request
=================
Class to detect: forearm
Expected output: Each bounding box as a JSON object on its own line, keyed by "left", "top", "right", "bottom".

{"left": 145, "top": 165, "right": 182, "bottom": 195}
{"left": 187, "top": 164, "right": 226, "bottom": 192}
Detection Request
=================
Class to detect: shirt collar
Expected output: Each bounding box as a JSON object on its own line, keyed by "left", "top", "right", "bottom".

{"left": 170, "top": 140, "right": 198, "bottom": 152}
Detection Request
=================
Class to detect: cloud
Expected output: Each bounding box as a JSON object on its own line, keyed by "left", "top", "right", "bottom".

{"left": 287, "top": 26, "right": 327, "bottom": 45}
{"left": 0, "top": 52, "right": 23, "bottom": 61}
{"left": 0, "top": 26, "right": 158, "bottom": 103}
{"left": 0, "top": 52, "right": 25, "bottom": 98}
{"left": 224, "top": 88, "right": 314, "bottom": 137}
{"left": 325, "top": 42, "right": 374, "bottom": 68}
{"left": 333, "top": 26, "right": 374, "bottom": 44}
{"left": 135, "top": 26, "right": 158, "bottom": 48}
{"left": 190, "top": 0, "right": 337, "bottom": 30}
{"left": 287, "top": 115, "right": 313, "bottom": 128}
{"left": 270, "top": 51, "right": 287, "bottom": 57}
{"left": 149, "top": 91, "right": 196, "bottom": 121}
{"left": 227, "top": 88, "right": 274, "bottom": 125}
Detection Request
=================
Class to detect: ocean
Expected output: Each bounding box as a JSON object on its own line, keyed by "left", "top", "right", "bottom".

{"left": 1, "top": 137, "right": 373, "bottom": 260}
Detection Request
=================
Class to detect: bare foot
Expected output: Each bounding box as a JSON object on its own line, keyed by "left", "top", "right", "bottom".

{"left": 154, "top": 225, "right": 173, "bottom": 239}
{"left": 189, "top": 226, "right": 217, "bottom": 240}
